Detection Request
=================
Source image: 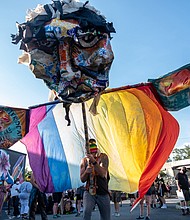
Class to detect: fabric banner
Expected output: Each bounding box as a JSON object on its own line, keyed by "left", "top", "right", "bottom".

{"left": 21, "top": 103, "right": 85, "bottom": 192}
{"left": 148, "top": 63, "right": 190, "bottom": 111}
{"left": 21, "top": 84, "right": 179, "bottom": 200}
{"left": 0, "top": 106, "right": 29, "bottom": 148}
{"left": 0, "top": 148, "right": 26, "bottom": 183}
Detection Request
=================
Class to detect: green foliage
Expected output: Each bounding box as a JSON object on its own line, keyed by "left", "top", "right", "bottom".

{"left": 24, "top": 169, "right": 32, "bottom": 180}
{"left": 167, "top": 157, "right": 172, "bottom": 162}
{"left": 172, "top": 145, "right": 190, "bottom": 161}
{"left": 159, "top": 170, "right": 167, "bottom": 177}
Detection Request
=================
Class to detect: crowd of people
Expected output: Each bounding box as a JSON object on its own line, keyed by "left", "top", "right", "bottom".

{"left": 1, "top": 174, "right": 79, "bottom": 219}
{"left": 0, "top": 137, "right": 189, "bottom": 220}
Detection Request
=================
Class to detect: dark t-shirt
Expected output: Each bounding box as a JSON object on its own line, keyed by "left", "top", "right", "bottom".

{"left": 175, "top": 172, "right": 189, "bottom": 190}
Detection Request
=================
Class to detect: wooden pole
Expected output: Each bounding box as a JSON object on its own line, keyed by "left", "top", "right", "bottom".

{"left": 81, "top": 102, "right": 96, "bottom": 195}
{"left": 81, "top": 102, "right": 89, "bottom": 154}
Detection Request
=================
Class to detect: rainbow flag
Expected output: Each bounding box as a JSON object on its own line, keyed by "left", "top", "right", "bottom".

{"left": 21, "top": 84, "right": 179, "bottom": 207}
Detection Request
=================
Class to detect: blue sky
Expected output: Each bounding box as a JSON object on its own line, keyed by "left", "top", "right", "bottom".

{"left": 1, "top": 0, "right": 190, "bottom": 149}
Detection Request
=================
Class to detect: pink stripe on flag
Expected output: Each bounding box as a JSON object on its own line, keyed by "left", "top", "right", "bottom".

{"left": 21, "top": 106, "right": 54, "bottom": 192}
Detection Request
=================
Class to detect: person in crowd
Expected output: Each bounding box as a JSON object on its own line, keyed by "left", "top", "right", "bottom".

{"left": 62, "top": 199, "right": 75, "bottom": 215}
{"left": 67, "top": 189, "right": 75, "bottom": 201}
{"left": 19, "top": 175, "right": 33, "bottom": 219}
{"left": 46, "top": 194, "right": 54, "bottom": 215}
{"left": 175, "top": 166, "right": 190, "bottom": 215}
{"left": 156, "top": 176, "right": 167, "bottom": 209}
{"left": 128, "top": 193, "right": 136, "bottom": 206}
{"left": 111, "top": 190, "right": 122, "bottom": 217}
{"left": 150, "top": 182, "right": 157, "bottom": 209}
{"left": 136, "top": 187, "right": 152, "bottom": 220}
{"left": 11, "top": 178, "right": 21, "bottom": 218}
{"left": 5, "top": 185, "right": 12, "bottom": 215}
{"left": 80, "top": 138, "right": 110, "bottom": 220}
{"left": 165, "top": 182, "right": 172, "bottom": 198}
{"left": 29, "top": 173, "right": 48, "bottom": 220}
{"left": 75, "top": 185, "right": 85, "bottom": 217}
{"left": 52, "top": 192, "right": 63, "bottom": 218}
{"left": 0, "top": 179, "right": 7, "bottom": 215}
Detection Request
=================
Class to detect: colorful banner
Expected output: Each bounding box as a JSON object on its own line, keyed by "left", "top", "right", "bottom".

{"left": 21, "top": 84, "right": 179, "bottom": 203}
{"left": 0, "top": 148, "right": 26, "bottom": 183}
{"left": 0, "top": 106, "right": 29, "bottom": 148}
{"left": 148, "top": 63, "right": 190, "bottom": 111}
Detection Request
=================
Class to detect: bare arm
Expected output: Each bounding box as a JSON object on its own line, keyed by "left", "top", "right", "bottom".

{"left": 176, "top": 179, "right": 181, "bottom": 191}
{"left": 86, "top": 153, "right": 109, "bottom": 178}
{"left": 80, "top": 158, "right": 92, "bottom": 183}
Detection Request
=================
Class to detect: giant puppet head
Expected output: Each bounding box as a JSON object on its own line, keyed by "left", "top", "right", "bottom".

{"left": 11, "top": 0, "right": 115, "bottom": 103}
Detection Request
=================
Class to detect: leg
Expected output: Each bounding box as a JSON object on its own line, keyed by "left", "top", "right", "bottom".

{"left": 136, "top": 198, "right": 144, "bottom": 219}
{"left": 76, "top": 199, "right": 82, "bottom": 216}
{"left": 13, "top": 196, "right": 20, "bottom": 216}
{"left": 23, "top": 199, "right": 30, "bottom": 218}
{"left": 145, "top": 195, "right": 151, "bottom": 218}
{"left": 53, "top": 202, "right": 58, "bottom": 217}
{"left": 38, "top": 192, "right": 48, "bottom": 220}
{"left": 83, "top": 191, "right": 96, "bottom": 220}
{"left": 96, "top": 194, "right": 111, "bottom": 220}
{"left": 29, "top": 187, "right": 38, "bottom": 220}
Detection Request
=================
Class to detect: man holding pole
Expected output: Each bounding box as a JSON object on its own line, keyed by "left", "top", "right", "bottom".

{"left": 80, "top": 139, "right": 110, "bottom": 220}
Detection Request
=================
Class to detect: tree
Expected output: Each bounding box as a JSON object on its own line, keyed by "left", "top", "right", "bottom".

{"left": 167, "top": 157, "right": 172, "bottom": 162}
{"left": 24, "top": 168, "right": 32, "bottom": 180}
{"left": 172, "top": 145, "right": 190, "bottom": 161}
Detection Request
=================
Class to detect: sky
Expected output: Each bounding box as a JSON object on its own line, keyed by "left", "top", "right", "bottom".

{"left": 1, "top": 0, "right": 190, "bottom": 154}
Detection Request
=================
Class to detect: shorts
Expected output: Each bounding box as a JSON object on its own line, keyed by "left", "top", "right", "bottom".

{"left": 76, "top": 194, "right": 83, "bottom": 200}
{"left": 145, "top": 188, "right": 152, "bottom": 196}
{"left": 128, "top": 193, "right": 136, "bottom": 199}
{"left": 52, "top": 192, "right": 62, "bottom": 203}
{"left": 111, "top": 191, "right": 122, "bottom": 203}
{"left": 182, "top": 189, "right": 190, "bottom": 201}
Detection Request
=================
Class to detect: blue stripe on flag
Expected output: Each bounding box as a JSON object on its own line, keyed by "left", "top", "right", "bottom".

{"left": 38, "top": 105, "right": 72, "bottom": 192}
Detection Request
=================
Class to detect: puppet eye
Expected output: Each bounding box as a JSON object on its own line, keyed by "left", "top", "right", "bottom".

{"left": 75, "top": 29, "right": 106, "bottom": 48}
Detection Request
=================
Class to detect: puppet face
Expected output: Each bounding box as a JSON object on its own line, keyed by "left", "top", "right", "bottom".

{"left": 14, "top": 2, "right": 115, "bottom": 103}
{"left": 27, "top": 19, "right": 114, "bottom": 102}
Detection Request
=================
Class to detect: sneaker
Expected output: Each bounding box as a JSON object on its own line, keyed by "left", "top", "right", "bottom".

{"left": 17, "top": 215, "right": 21, "bottom": 219}
{"left": 56, "top": 214, "right": 61, "bottom": 217}
{"left": 136, "top": 216, "right": 144, "bottom": 219}
{"left": 75, "top": 213, "right": 80, "bottom": 217}
{"left": 114, "top": 213, "right": 120, "bottom": 217}
{"left": 161, "top": 204, "right": 167, "bottom": 209}
{"left": 53, "top": 215, "right": 58, "bottom": 218}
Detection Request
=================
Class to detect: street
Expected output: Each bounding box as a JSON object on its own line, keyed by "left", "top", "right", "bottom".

{"left": 1, "top": 198, "right": 188, "bottom": 220}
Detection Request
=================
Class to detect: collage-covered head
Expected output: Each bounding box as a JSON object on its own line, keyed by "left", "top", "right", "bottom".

{"left": 12, "top": 1, "right": 116, "bottom": 103}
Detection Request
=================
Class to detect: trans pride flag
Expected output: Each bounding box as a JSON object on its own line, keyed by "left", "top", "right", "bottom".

{"left": 21, "top": 103, "right": 85, "bottom": 192}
